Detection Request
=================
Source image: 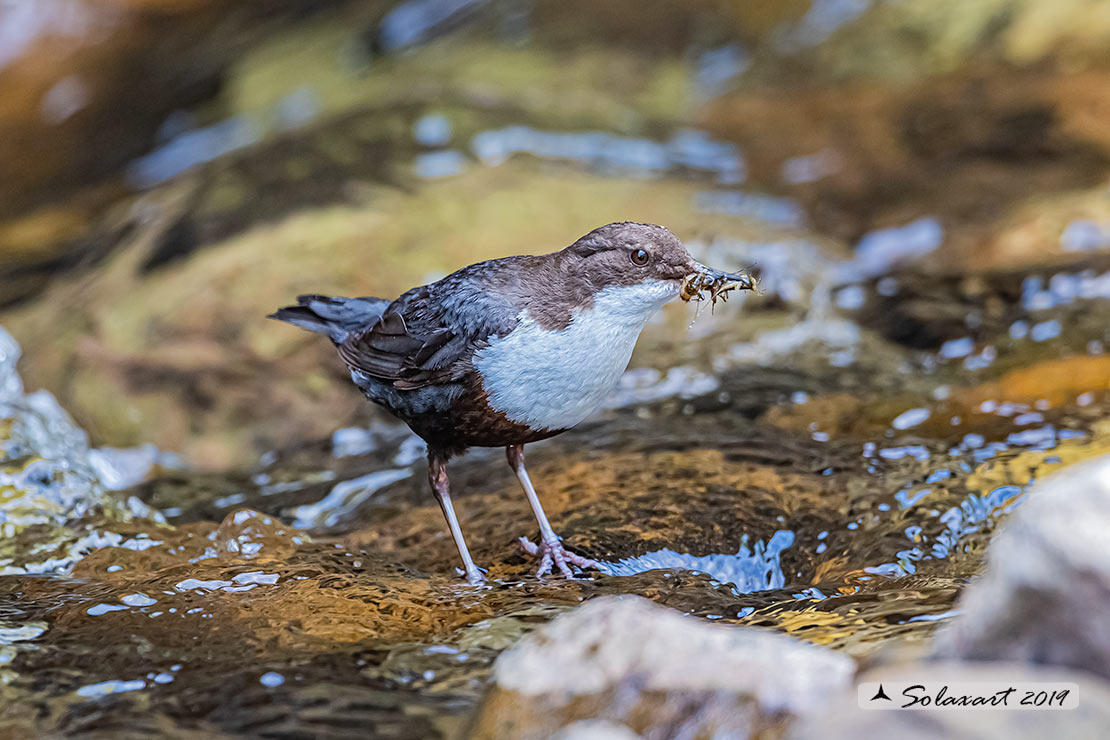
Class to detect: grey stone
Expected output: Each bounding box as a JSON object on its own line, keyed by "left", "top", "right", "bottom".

{"left": 933, "top": 455, "right": 1110, "bottom": 679}
{"left": 467, "top": 594, "right": 854, "bottom": 740}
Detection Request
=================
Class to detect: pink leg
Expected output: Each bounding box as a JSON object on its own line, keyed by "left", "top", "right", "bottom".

{"left": 507, "top": 445, "right": 605, "bottom": 578}
{"left": 429, "top": 451, "right": 486, "bottom": 586}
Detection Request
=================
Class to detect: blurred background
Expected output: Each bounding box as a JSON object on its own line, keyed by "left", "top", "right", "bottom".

{"left": 3, "top": 3, "right": 1110, "bottom": 738}
{"left": 4, "top": 0, "right": 1110, "bottom": 467}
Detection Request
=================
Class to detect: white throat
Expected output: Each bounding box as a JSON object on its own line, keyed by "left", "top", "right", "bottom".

{"left": 474, "top": 280, "right": 679, "bottom": 431}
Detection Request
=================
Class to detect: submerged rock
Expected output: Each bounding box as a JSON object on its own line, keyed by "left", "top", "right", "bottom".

{"left": 933, "top": 454, "right": 1110, "bottom": 680}
{"left": 467, "top": 594, "right": 854, "bottom": 740}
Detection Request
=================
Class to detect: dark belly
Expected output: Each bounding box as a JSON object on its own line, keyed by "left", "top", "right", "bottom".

{"left": 352, "top": 369, "right": 565, "bottom": 454}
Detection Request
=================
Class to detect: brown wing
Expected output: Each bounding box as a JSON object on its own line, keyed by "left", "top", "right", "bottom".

{"left": 336, "top": 311, "right": 465, "bottom": 389}
{"left": 336, "top": 272, "right": 520, "bottom": 390}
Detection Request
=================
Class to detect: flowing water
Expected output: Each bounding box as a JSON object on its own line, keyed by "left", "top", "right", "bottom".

{"left": 1, "top": 1, "right": 1110, "bottom": 737}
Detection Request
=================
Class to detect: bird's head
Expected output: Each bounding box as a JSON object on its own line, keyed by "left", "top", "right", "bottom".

{"left": 562, "top": 222, "right": 754, "bottom": 320}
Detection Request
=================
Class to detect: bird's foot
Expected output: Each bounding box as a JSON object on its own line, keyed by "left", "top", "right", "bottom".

{"left": 458, "top": 566, "right": 488, "bottom": 587}
{"left": 518, "top": 536, "right": 606, "bottom": 579}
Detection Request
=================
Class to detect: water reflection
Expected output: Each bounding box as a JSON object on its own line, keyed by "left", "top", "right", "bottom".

{"left": 76, "top": 678, "right": 149, "bottom": 699}
{"left": 695, "top": 44, "right": 750, "bottom": 99}
{"left": 1061, "top": 220, "right": 1110, "bottom": 252}
{"left": 606, "top": 531, "right": 795, "bottom": 593}
{"left": 781, "top": 148, "right": 844, "bottom": 184}
{"left": 774, "top": 0, "right": 872, "bottom": 51}
{"left": 1023, "top": 271, "right": 1110, "bottom": 310}
{"left": 412, "top": 113, "right": 453, "bottom": 147}
{"left": 603, "top": 366, "right": 719, "bottom": 409}
{"left": 291, "top": 468, "right": 412, "bottom": 529}
{"left": 414, "top": 149, "right": 468, "bottom": 178}
{"left": 847, "top": 216, "right": 943, "bottom": 280}
{"left": 379, "top": 0, "right": 489, "bottom": 52}
{"left": 0, "top": 0, "right": 117, "bottom": 69}
{"left": 469, "top": 126, "right": 745, "bottom": 183}
{"left": 128, "top": 117, "right": 263, "bottom": 187}
{"left": 693, "top": 190, "right": 805, "bottom": 226}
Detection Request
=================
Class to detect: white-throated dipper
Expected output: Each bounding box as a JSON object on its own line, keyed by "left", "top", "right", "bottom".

{"left": 270, "top": 222, "right": 753, "bottom": 585}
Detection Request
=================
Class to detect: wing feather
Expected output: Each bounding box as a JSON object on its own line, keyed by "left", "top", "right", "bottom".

{"left": 336, "top": 270, "right": 521, "bottom": 389}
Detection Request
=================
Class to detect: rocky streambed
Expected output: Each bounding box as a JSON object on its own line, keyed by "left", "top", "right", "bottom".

{"left": 1, "top": 239, "right": 1108, "bottom": 737}
{"left": 2, "top": 1, "right": 1110, "bottom": 738}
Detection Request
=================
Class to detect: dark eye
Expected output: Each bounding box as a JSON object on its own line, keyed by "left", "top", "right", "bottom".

{"left": 630, "top": 248, "right": 650, "bottom": 266}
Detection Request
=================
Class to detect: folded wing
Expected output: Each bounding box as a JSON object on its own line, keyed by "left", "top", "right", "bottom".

{"left": 337, "top": 279, "right": 519, "bottom": 390}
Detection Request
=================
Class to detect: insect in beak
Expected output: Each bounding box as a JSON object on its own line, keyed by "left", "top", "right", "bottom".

{"left": 680, "top": 263, "right": 756, "bottom": 308}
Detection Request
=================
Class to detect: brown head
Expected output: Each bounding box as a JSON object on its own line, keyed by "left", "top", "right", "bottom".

{"left": 505, "top": 222, "right": 753, "bottom": 330}
{"left": 561, "top": 221, "right": 752, "bottom": 296}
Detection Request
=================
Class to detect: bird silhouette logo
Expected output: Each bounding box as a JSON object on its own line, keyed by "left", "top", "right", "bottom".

{"left": 870, "top": 684, "right": 892, "bottom": 701}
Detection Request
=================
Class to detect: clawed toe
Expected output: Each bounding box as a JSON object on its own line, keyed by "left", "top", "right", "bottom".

{"left": 519, "top": 536, "right": 605, "bottom": 579}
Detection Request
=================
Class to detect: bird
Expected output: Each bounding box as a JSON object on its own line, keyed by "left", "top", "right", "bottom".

{"left": 269, "top": 222, "right": 753, "bottom": 585}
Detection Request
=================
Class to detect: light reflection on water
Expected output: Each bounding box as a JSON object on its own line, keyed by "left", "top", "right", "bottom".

{"left": 412, "top": 113, "right": 453, "bottom": 147}
{"left": 1061, "top": 220, "right": 1110, "bottom": 252}
{"left": 605, "top": 530, "right": 795, "bottom": 593}
{"left": 469, "top": 126, "right": 745, "bottom": 183}
{"left": 291, "top": 468, "right": 412, "bottom": 529}
{"left": 379, "top": 0, "right": 489, "bottom": 52}
{"left": 695, "top": 43, "right": 750, "bottom": 99}
{"left": 847, "top": 216, "right": 943, "bottom": 280}
{"left": 781, "top": 148, "right": 843, "bottom": 184}
{"left": 414, "top": 149, "right": 468, "bottom": 178}
{"left": 76, "top": 678, "right": 148, "bottom": 699}
{"left": 774, "top": 0, "right": 872, "bottom": 51}
{"left": 603, "top": 366, "right": 719, "bottom": 409}
{"left": 1023, "top": 271, "right": 1110, "bottom": 310}
{"left": 127, "top": 116, "right": 263, "bottom": 187}
{"left": 693, "top": 190, "right": 805, "bottom": 226}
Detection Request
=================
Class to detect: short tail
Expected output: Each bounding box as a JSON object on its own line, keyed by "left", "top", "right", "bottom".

{"left": 268, "top": 294, "right": 389, "bottom": 343}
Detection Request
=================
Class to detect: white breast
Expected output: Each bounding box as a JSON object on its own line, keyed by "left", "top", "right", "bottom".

{"left": 474, "top": 280, "right": 679, "bottom": 431}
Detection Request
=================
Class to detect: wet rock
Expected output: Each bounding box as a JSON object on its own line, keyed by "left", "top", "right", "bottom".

{"left": 791, "top": 661, "right": 1110, "bottom": 740}
{"left": 467, "top": 595, "right": 854, "bottom": 740}
{"left": 0, "top": 326, "right": 164, "bottom": 575}
{"left": 933, "top": 455, "right": 1110, "bottom": 680}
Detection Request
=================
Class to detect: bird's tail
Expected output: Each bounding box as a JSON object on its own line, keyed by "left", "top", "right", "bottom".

{"left": 268, "top": 294, "right": 389, "bottom": 343}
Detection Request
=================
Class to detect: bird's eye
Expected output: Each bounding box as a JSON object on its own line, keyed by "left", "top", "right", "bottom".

{"left": 630, "top": 248, "right": 650, "bottom": 266}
